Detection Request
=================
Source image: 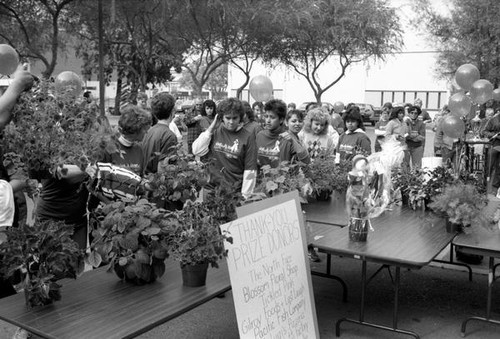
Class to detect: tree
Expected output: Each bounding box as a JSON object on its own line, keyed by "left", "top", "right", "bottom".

{"left": 169, "top": 0, "right": 230, "bottom": 98}
{"left": 0, "top": 0, "right": 79, "bottom": 78}
{"left": 74, "top": 0, "right": 187, "bottom": 110}
{"left": 263, "top": 0, "right": 403, "bottom": 103}
{"left": 413, "top": 0, "right": 500, "bottom": 87}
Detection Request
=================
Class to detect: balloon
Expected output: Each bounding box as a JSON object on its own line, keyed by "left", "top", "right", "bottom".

{"left": 54, "top": 71, "right": 83, "bottom": 98}
{"left": 448, "top": 92, "right": 471, "bottom": 117}
{"left": 493, "top": 88, "right": 500, "bottom": 102}
{"left": 455, "top": 64, "right": 480, "bottom": 92}
{"left": 442, "top": 115, "right": 465, "bottom": 139}
{"left": 0, "top": 44, "right": 19, "bottom": 75}
{"left": 249, "top": 75, "right": 273, "bottom": 102}
{"left": 333, "top": 101, "right": 344, "bottom": 113}
{"left": 470, "top": 79, "right": 493, "bottom": 104}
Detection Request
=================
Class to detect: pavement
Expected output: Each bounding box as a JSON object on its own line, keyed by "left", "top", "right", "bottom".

{"left": 1, "top": 249, "right": 499, "bottom": 339}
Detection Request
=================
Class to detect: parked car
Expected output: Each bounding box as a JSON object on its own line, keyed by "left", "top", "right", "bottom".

{"left": 353, "top": 103, "right": 376, "bottom": 125}
{"left": 298, "top": 101, "right": 334, "bottom": 113}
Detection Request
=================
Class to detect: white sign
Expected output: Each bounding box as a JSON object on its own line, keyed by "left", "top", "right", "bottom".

{"left": 220, "top": 191, "right": 319, "bottom": 339}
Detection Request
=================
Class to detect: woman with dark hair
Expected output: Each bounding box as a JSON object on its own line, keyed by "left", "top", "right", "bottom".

{"left": 242, "top": 100, "right": 263, "bottom": 138}
{"left": 385, "top": 106, "right": 410, "bottom": 165}
{"left": 336, "top": 106, "right": 371, "bottom": 161}
{"left": 199, "top": 99, "right": 217, "bottom": 132}
{"left": 192, "top": 98, "right": 257, "bottom": 198}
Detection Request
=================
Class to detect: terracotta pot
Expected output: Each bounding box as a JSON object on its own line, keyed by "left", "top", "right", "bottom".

{"left": 181, "top": 262, "right": 209, "bottom": 287}
{"left": 348, "top": 217, "right": 370, "bottom": 242}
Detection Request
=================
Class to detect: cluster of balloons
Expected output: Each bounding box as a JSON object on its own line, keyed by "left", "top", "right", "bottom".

{"left": 249, "top": 75, "right": 273, "bottom": 102}
{"left": 442, "top": 63, "right": 499, "bottom": 139}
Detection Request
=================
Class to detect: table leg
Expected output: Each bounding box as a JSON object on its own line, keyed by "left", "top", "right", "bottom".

{"left": 311, "top": 253, "right": 348, "bottom": 302}
{"left": 461, "top": 256, "right": 500, "bottom": 337}
{"left": 335, "top": 262, "right": 419, "bottom": 338}
{"left": 433, "top": 243, "right": 473, "bottom": 281}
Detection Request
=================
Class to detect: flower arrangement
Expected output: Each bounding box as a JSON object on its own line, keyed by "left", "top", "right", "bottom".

{"left": 0, "top": 219, "right": 84, "bottom": 308}
{"left": 305, "top": 152, "right": 351, "bottom": 197}
{"left": 86, "top": 199, "right": 175, "bottom": 284}
{"left": 145, "top": 146, "right": 208, "bottom": 209}
{"left": 346, "top": 155, "right": 391, "bottom": 220}
{"left": 428, "top": 183, "right": 488, "bottom": 227}
{"left": 253, "top": 161, "right": 312, "bottom": 203}
{"left": 1, "top": 79, "right": 117, "bottom": 179}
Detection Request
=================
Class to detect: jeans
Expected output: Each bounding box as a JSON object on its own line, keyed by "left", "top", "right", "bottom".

{"left": 408, "top": 145, "right": 424, "bottom": 169}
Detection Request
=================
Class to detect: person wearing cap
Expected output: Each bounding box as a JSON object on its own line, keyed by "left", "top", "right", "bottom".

{"left": 336, "top": 105, "right": 371, "bottom": 161}
{"left": 405, "top": 105, "right": 426, "bottom": 168}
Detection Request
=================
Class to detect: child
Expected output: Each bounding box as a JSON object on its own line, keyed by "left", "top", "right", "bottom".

{"left": 374, "top": 103, "right": 392, "bottom": 152}
{"left": 298, "top": 108, "right": 339, "bottom": 159}
{"left": 280, "top": 109, "right": 310, "bottom": 164}
{"left": 336, "top": 106, "right": 371, "bottom": 161}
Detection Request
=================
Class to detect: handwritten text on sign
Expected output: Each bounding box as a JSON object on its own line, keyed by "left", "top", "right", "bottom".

{"left": 221, "top": 195, "right": 319, "bottom": 339}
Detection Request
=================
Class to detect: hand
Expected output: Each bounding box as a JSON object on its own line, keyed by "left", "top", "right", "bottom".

{"left": 10, "top": 63, "right": 34, "bottom": 92}
{"left": 193, "top": 115, "right": 203, "bottom": 122}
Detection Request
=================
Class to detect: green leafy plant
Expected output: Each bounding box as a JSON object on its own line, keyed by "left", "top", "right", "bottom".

{"left": 254, "top": 161, "right": 312, "bottom": 203}
{"left": 86, "top": 199, "right": 175, "bottom": 285}
{"left": 0, "top": 220, "right": 84, "bottom": 308}
{"left": 1, "top": 79, "right": 117, "bottom": 179}
{"left": 305, "top": 152, "right": 350, "bottom": 196}
{"left": 169, "top": 186, "right": 239, "bottom": 268}
{"left": 145, "top": 146, "right": 208, "bottom": 208}
{"left": 428, "top": 183, "right": 489, "bottom": 227}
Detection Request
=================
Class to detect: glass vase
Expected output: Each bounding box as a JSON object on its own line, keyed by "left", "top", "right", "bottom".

{"left": 348, "top": 217, "right": 371, "bottom": 242}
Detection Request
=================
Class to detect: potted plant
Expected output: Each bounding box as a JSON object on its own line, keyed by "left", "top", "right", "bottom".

{"left": 0, "top": 219, "right": 84, "bottom": 309}
{"left": 1, "top": 79, "right": 116, "bottom": 179}
{"left": 304, "top": 152, "right": 350, "bottom": 201}
{"left": 428, "top": 182, "right": 489, "bottom": 233}
{"left": 86, "top": 199, "right": 175, "bottom": 285}
{"left": 145, "top": 146, "right": 208, "bottom": 210}
{"left": 254, "top": 161, "right": 312, "bottom": 203}
{"left": 169, "top": 187, "right": 238, "bottom": 287}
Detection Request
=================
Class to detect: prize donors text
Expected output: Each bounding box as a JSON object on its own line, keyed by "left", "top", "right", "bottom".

{"left": 229, "top": 206, "right": 301, "bottom": 271}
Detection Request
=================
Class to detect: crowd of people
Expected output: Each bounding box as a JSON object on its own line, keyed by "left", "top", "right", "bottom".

{"left": 2, "top": 74, "right": 500, "bottom": 337}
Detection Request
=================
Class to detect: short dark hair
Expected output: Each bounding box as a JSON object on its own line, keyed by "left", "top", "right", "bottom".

{"left": 390, "top": 106, "right": 405, "bottom": 120}
{"left": 218, "top": 98, "right": 245, "bottom": 120}
{"left": 343, "top": 105, "right": 365, "bottom": 131}
{"left": 408, "top": 105, "right": 422, "bottom": 115}
{"left": 252, "top": 101, "right": 263, "bottom": 110}
{"left": 201, "top": 99, "right": 216, "bottom": 116}
{"left": 150, "top": 92, "right": 175, "bottom": 120}
{"left": 119, "top": 105, "right": 152, "bottom": 135}
{"left": 264, "top": 99, "right": 287, "bottom": 120}
{"left": 286, "top": 109, "right": 305, "bottom": 121}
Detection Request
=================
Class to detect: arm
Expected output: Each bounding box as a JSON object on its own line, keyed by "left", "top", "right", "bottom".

{"left": 241, "top": 133, "right": 258, "bottom": 198}
{"left": 192, "top": 115, "right": 218, "bottom": 157}
{"left": 358, "top": 135, "right": 372, "bottom": 155}
{"left": 0, "top": 64, "right": 34, "bottom": 129}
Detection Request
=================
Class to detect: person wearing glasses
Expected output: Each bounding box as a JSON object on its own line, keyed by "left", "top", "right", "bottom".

{"left": 406, "top": 105, "right": 426, "bottom": 168}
